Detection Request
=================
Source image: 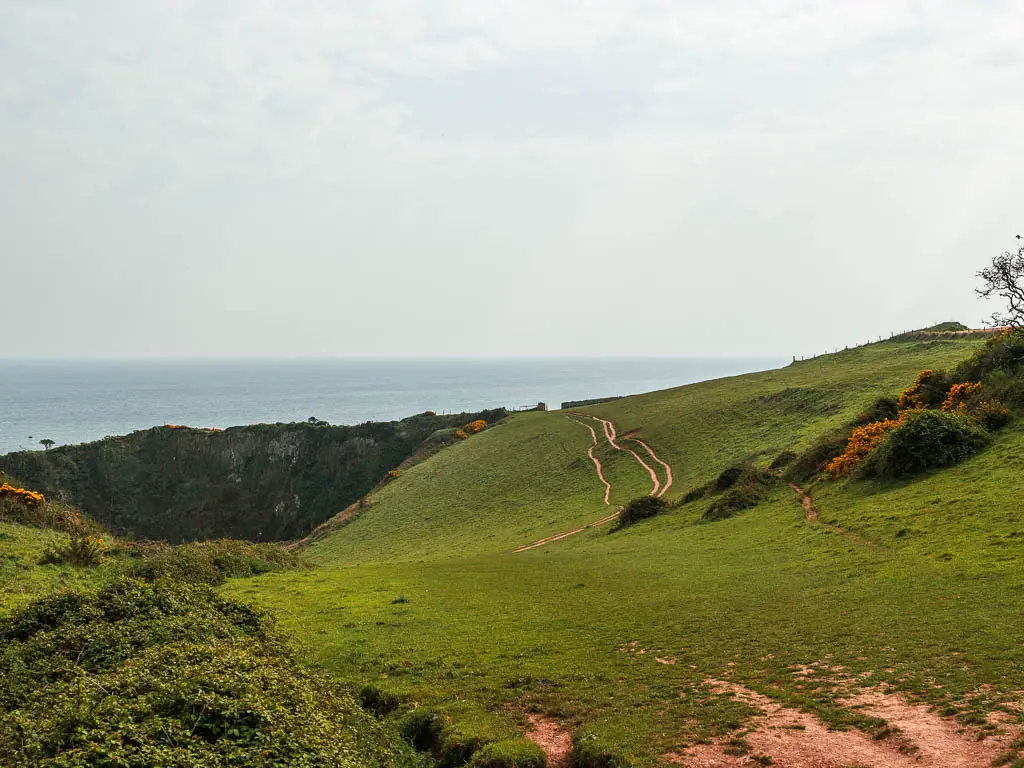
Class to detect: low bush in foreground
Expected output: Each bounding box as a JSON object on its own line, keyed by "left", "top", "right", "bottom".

{"left": 468, "top": 739, "right": 547, "bottom": 767}
{"left": 0, "top": 578, "right": 408, "bottom": 767}
{"left": 119, "top": 538, "right": 301, "bottom": 585}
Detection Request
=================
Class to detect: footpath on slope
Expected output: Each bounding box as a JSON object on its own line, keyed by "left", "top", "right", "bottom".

{"left": 514, "top": 414, "right": 673, "bottom": 553}
{"left": 670, "top": 678, "right": 1022, "bottom": 767}
{"left": 789, "top": 482, "right": 880, "bottom": 548}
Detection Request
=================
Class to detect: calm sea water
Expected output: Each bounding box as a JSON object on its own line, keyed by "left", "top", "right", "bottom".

{"left": 0, "top": 358, "right": 784, "bottom": 455}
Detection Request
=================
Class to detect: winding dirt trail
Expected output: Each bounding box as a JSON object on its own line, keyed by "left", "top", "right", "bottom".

{"left": 632, "top": 437, "right": 673, "bottom": 498}
{"left": 788, "top": 482, "right": 819, "bottom": 523}
{"left": 514, "top": 414, "right": 674, "bottom": 553}
{"left": 590, "top": 416, "right": 662, "bottom": 497}
{"left": 573, "top": 418, "right": 613, "bottom": 504}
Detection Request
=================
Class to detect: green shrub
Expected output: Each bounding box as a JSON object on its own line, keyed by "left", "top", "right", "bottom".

{"left": 850, "top": 397, "right": 900, "bottom": 427}
{"left": 768, "top": 451, "right": 796, "bottom": 470}
{"left": 859, "top": 410, "right": 990, "bottom": 479}
{"left": 679, "top": 485, "right": 708, "bottom": 504}
{"left": 468, "top": 739, "right": 546, "bottom": 767}
{"left": 0, "top": 491, "right": 100, "bottom": 536}
{"left": 613, "top": 496, "right": 668, "bottom": 530}
{"left": 703, "top": 466, "right": 777, "bottom": 522}
{"left": 359, "top": 683, "right": 403, "bottom": 716}
{"left": 714, "top": 466, "right": 745, "bottom": 491}
{"left": 954, "top": 328, "right": 1024, "bottom": 382}
{"left": 400, "top": 708, "right": 446, "bottom": 752}
{"left": 0, "top": 579, "right": 405, "bottom": 767}
{"left": 119, "top": 538, "right": 300, "bottom": 585}
{"left": 38, "top": 534, "right": 109, "bottom": 566}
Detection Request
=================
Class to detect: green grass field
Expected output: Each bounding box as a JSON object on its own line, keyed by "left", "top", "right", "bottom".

{"left": 0, "top": 521, "right": 116, "bottom": 613}
{"left": 224, "top": 336, "right": 1024, "bottom": 766}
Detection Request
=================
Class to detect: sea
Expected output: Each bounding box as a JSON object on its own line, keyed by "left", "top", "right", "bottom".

{"left": 0, "top": 357, "right": 785, "bottom": 456}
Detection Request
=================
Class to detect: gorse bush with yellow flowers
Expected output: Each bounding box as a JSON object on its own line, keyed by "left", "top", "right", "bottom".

{"left": 462, "top": 419, "right": 488, "bottom": 434}
{"left": 826, "top": 331, "right": 1024, "bottom": 480}
{"left": 0, "top": 482, "right": 43, "bottom": 508}
{"left": 825, "top": 416, "right": 906, "bottom": 478}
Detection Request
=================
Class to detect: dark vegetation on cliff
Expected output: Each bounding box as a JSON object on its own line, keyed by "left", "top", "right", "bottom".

{"left": 0, "top": 408, "right": 506, "bottom": 542}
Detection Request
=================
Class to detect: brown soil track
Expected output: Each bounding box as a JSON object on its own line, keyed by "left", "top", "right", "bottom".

{"left": 514, "top": 414, "right": 674, "bottom": 553}
{"left": 590, "top": 416, "right": 662, "bottom": 496}
{"left": 525, "top": 715, "right": 572, "bottom": 768}
{"left": 670, "top": 679, "right": 1021, "bottom": 767}
{"left": 788, "top": 482, "right": 880, "bottom": 548}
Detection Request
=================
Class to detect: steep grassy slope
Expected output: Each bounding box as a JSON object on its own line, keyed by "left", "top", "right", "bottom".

{"left": 308, "top": 413, "right": 652, "bottom": 565}
{"left": 586, "top": 338, "right": 984, "bottom": 496}
{"left": 228, "top": 336, "right": 1024, "bottom": 766}
{"left": 0, "top": 409, "right": 504, "bottom": 542}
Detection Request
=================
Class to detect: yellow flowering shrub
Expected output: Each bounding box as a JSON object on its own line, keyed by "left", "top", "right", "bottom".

{"left": 386, "top": 469, "right": 401, "bottom": 479}
{"left": 454, "top": 429, "right": 468, "bottom": 440}
{"left": 825, "top": 418, "right": 903, "bottom": 478}
{"left": 897, "top": 369, "right": 949, "bottom": 410}
{"left": 941, "top": 381, "right": 982, "bottom": 413}
{"left": 0, "top": 482, "right": 44, "bottom": 507}
{"left": 462, "top": 420, "right": 488, "bottom": 434}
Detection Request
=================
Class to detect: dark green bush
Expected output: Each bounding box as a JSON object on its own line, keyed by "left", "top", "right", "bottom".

{"left": 679, "top": 486, "right": 708, "bottom": 505}
{"left": 768, "top": 451, "right": 796, "bottom": 470}
{"left": 400, "top": 708, "right": 446, "bottom": 752}
{"left": 119, "top": 538, "right": 300, "bottom": 585}
{"left": 714, "top": 466, "right": 745, "bottom": 491}
{"left": 783, "top": 434, "right": 848, "bottom": 482}
{"left": 0, "top": 579, "right": 405, "bottom": 767}
{"left": 859, "top": 410, "right": 990, "bottom": 479}
{"left": 614, "top": 496, "right": 668, "bottom": 530}
{"left": 702, "top": 466, "right": 778, "bottom": 522}
{"left": 468, "top": 739, "right": 546, "bottom": 767}
{"left": 850, "top": 397, "right": 900, "bottom": 427}
{"left": 954, "top": 329, "right": 1024, "bottom": 382}
{"left": 359, "top": 683, "right": 402, "bottom": 716}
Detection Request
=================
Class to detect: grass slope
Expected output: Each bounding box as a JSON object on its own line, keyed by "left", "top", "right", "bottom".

{"left": 308, "top": 413, "right": 651, "bottom": 565}
{"left": 0, "top": 522, "right": 116, "bottom": 614}
{"left": 587, "top": 338, "right": 984, "bottom": 495}
{"left": 219, "top": 337, "right": 1024, "bottom": 766}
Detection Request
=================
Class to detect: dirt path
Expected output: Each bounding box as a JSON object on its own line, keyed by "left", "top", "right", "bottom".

{"left": 788, "top": 482, "right": 880, "bottom": 548}
{"left": 573, "top": 417, "right": 613, "bottom": 504}
{"left": 788, "top": 482, "right": 819, "bottom": 523}
{"left": 632, "top": 437, "right": 674, "bottom": 498}
{"left": 513, "top": 510, "right": 621, "bottom": 553}
{"left": 525, "top": 715, "right": 572, "bottom": 768}
{"left": 589, "top": 416, "right": 662, "bottom": 496}
{"left": 669, "top": 679, "right": 1020, "bottom": 767}
{"left": 514, "top": 414, "right": 674, "bottom": 553}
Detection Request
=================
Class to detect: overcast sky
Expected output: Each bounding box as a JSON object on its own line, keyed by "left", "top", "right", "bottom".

{"left": 2, "top": 1, "right": 1022, "bottom": 359}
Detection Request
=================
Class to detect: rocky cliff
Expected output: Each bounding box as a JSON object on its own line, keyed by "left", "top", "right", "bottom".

{"left": 0, "top": 409, "right": 505, "bottom": 542}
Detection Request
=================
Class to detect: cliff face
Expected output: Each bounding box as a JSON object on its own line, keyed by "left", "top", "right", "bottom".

{"left": 0, "top": 409, "right": 505, "bottom": 542}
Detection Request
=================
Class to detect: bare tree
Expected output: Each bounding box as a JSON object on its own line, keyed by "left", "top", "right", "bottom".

{"left": 977, "top": 236, "right": 1024, "bottom": 329}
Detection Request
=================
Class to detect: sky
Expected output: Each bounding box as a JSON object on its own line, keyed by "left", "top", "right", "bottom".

{"left": 1, "top": 1, "right": 1023, "bottom": 359}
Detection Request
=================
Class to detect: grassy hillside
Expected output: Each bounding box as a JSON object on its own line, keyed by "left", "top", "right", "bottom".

{"left": 226, "top": 335, "right": 1024, "bottom": 766}
{"left": 586, "top": 338, "right": 985, "bottom": 495}
{"left": 0, "top": 409, "right": 505, "bottom": 542}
